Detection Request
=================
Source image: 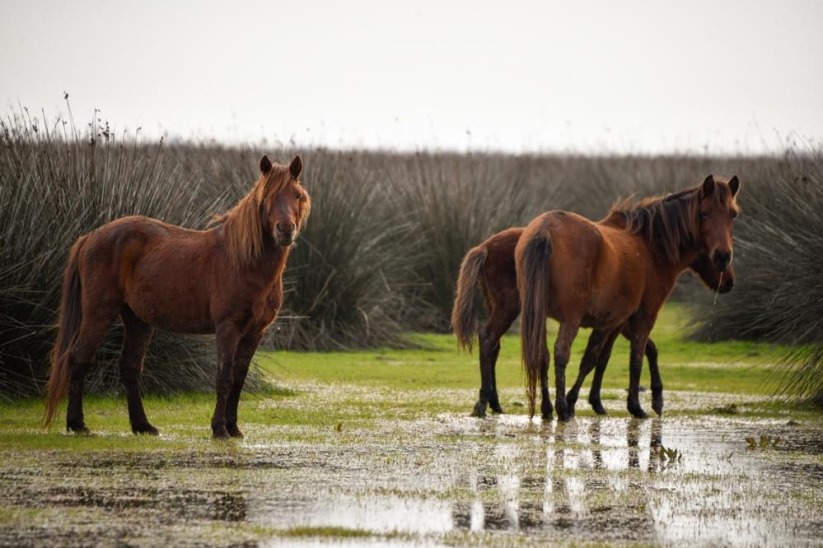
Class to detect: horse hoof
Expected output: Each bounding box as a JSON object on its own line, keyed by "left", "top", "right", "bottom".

{"left": 629, "top": 408, "right": 649, "bottom": 419}
{"left": 67, "top": 422, "right": 91, "bottom": 435}
{"left": 652, "top": 396, "right": 664, "bottom": 417}
{"left": 133, "top": 424, "right": 159, "bottom": 436}
{"left": 590, "top": 401, "right": 608, "bottom": 415}
{"left": 227, "top": 424, "right": 244, "bottom": 438}
{"left": 212, "top": 426, "right": 231, "bottom": 439}
{"left": 471, "top": 402, "right": 487, "bottom": 418}
{"left": 490, "top": 401, "right": 504, "bottom": 414}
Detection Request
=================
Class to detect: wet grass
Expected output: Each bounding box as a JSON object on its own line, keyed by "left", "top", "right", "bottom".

{"left": 0, "top": 304, "right": 821, "bottom": 546}
{"left": 265, "top": 304, "right": 787, "bottom": 401}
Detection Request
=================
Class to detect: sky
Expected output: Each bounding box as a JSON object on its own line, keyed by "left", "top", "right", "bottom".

{"left": 1, "top": 0, "right": 822, "bottom": 154}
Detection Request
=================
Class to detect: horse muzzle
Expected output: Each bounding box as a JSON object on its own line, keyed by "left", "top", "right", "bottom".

{"left": 712, "top": 250, "right": 732, "bottom": 273}
{"left": 275, "top": 231, "right": 296, "bottom": 247}
{"left": 275, "top": 222, "right": 297, "bottom": 247}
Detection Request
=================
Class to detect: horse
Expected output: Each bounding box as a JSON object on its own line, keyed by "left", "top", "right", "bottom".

{"left": 515, "top": 175, "right": 740, "bottom": 421}
{"left": 452, "top": 223, "right": 734, "bottom": 419}
{"left": 44, "top": 155, "right": 310, "bottom": 438}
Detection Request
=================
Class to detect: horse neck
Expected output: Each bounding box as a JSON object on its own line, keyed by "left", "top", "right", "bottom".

{"left": 254, "top": 241, "right": 290, "bottom": 282}
{"left": 649, "top": 241, "right": 701, "bottom": 291}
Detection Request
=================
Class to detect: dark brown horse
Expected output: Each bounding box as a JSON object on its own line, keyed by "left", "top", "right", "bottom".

{"left": 452, "top": 223, "right": 734, "bottom": 418}
{"left": 515, "top": 175, "right": 740, "bottom": 421}
{"left": 44, "top": 155, "right": 310, "bottom": 438}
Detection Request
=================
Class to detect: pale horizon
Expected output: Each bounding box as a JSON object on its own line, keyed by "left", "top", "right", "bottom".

{"left": 2, "top": 0, "right": 822, "bottom": 155}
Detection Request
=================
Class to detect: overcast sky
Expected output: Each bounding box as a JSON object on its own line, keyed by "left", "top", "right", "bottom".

{"left": 2, "top": 0, "right": 821, "bottom": 154}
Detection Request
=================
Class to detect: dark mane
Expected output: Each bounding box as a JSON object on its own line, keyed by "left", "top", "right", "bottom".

{"left": 605, "top": 186, "right": 700, "bottom": 263}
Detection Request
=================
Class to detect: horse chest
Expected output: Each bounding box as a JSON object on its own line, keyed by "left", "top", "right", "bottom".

{"left": 256, "top": 291, "right": 281, "bottom": 326}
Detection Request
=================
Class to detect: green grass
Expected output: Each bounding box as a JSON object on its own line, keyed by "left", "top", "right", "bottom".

{"left": 281, "top": 526, "right": 373, "bottom": 538}
{"left": 0, "top": 303, "right": 805, "bottom": 449}
{"left": 263, "top": 303, "right": 786, "bottom": 396}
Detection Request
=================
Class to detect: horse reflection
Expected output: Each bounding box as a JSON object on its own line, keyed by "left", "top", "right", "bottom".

{"left": 452, "top": 418, "right": 670, "bottom": 532}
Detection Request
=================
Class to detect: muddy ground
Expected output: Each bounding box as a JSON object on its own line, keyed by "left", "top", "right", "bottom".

{"left": 1, "top": 386, "right": 821, "bottom": 547}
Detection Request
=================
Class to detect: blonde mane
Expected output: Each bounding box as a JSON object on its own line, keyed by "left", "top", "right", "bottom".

{"left": 218, "top": 163, "right": 310, "bottom": 267}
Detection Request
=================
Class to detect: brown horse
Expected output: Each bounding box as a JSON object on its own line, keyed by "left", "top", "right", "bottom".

{"left": 452, "top": 224, "right": 734, "bottom": 418}
{"left": 515, "top": 175, "right": 740, "bottom": 421}
{"left": 44, "top": 155, "right": 310, "bottom": 438}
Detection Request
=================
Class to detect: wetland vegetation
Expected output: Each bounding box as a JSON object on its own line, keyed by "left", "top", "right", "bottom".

{"left": 1, "top": 107, "right": 822, "bottom": 545}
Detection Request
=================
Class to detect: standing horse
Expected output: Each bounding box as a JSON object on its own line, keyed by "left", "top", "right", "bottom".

{"left": 516, "top": 175, "right": 740, "bottom": 421}
{"left": 44, "top": 155, "right": 310, "bottom": 438}
{"left": 452, "top": 224, "right": 734, "bottom": 418}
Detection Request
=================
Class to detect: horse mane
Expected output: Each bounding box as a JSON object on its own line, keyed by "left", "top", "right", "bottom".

{"left": 605, "top": 186, "right": 700, "bottom": 263}
{"left": 605, "top": 178, "right": 737, "bottom": 264}
{"left": 214, "top": 163, "right": 310, "bottom": 267}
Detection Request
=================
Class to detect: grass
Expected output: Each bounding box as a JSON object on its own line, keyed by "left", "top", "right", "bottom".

{"left": 0, "top": 303, "right": 804, "bottom": 452}
{"left": 263, "top": 303, "right": 786, "bottom": 397}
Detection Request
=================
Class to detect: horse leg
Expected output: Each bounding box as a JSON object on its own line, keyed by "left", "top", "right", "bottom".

{"left": 539, "top": 353, "right": 553, "bottom": 420}
{"left": 212, "top": 324, "right": 242, "bottom": 439}
{"left": 553, "top": 323, "right": 580, "bottom": 422}
{"left": 627, "top": 322, "right": 652, "bottom": 419}
{"left": 646, "top": 338, "right": 664, "bottom": 416}
{"left": 66, "top": 307, "right": 119, "bottom": 434}
{"left": 566, "top": 329, "right": 615, "bottom": 417}
{"left": 225, "top": 330, "right": 263, "bottom": 438}
{"left": 586, "top": 329, "right": 621, "bottom": 415}
{"left": 118, "top": 308, "right": 157, "bottom": 435}
{"left": 474, "top": 304, "right": 518, "bottom": 417}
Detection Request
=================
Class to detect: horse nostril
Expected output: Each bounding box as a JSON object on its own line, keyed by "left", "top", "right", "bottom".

{"left": 713, "top": 251, "right": 731, "bottom": 272}
{"left": 278, "top": 222, "right": 296, "bottom": 234}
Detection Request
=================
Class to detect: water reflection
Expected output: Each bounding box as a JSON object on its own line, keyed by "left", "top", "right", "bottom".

{"left": 451, "top": 418, "right": 666, "bottom": 533}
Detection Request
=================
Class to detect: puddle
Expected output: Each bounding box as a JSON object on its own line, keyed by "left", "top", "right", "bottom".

{"left": 1, "top": 388, "right": 821, "bottom": 546}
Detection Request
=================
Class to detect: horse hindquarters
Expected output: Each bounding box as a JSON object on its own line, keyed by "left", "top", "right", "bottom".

{"left": 45, "top": 237, "right": 121, "bottom": 433}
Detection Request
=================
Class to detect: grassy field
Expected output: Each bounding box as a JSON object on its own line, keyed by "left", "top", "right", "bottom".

{"left": 266, "top": 303, "right": 786, "bottom": 402}
{"left": 0, "top": 303, "right": 807, "bottom": 442}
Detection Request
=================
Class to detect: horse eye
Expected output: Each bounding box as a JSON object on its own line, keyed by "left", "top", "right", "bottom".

{"left": 700, "top": 211, "right": 708, "bottom": 219}
{"left": 730, "top": 210, "right": 738, "bottom": 219}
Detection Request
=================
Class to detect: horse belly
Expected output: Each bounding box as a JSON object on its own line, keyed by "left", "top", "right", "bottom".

{"left": 124, "top": 254, "right": 215, "bottom": 334}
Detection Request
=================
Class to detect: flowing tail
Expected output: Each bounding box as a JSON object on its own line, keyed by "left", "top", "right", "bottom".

{"left": 518, "top": 228, "right": 552, "bottom": 419}
{"left": 44, "top": 237, "right": 86, "bottom": 427}
{"left": 451, "top": 245, "right": 488, "bottom": 353}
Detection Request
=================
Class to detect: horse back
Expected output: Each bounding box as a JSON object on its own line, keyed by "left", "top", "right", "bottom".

{"left": 79, "top": 216, "right": 223, "bottom": 333}
{"left": 522, "top": 211, "right": 650, "bottom": 328}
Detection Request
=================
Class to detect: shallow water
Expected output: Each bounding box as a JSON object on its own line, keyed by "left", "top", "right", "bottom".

{"left": 1, "top": 389, "right": 821, "bottom": 546}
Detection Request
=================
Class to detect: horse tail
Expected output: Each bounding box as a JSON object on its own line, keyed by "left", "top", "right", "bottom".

{"left": 44, "top": 236, "right": 86, "bottom": 427}
{"left": 518, "top": 227, "right": 552, "bottom": 419}
{"left": 451, "top": 244, "right": 488, "bottom": 353}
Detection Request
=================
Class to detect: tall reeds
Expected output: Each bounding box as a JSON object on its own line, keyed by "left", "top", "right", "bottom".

{"left": 2, "top": 105, "right": 821, "bottom": 402}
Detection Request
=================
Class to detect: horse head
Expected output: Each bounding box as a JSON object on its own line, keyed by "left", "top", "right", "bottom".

{"left": 696, "top": 174, "right": 740, "bottom": 273}
{"left": 258, "top": 155, "right": 311, "bottom": 247}
{"left": 689, "top": 252, "right": 735, "bottom": 294}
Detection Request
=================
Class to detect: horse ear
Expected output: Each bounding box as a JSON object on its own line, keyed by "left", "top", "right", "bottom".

{"left": 260, "top": 155, "right": 273, "bottom": 174}
{"left": 701, "top": 174, "right": 716, "bottom": 197}
{"left": 289, "top": 155, "right": 303, "bottom": 179}
{"left": 729, "top": 175, "right": 740, "bottom": 196}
